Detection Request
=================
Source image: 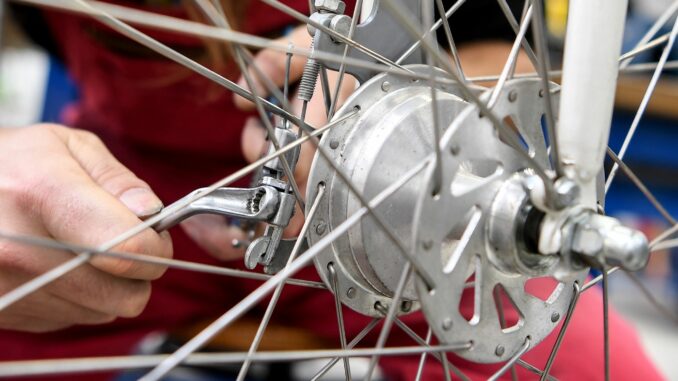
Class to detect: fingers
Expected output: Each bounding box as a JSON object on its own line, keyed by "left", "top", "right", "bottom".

{"left": 234, "top": 26, "right": 312, "bottom": 110}
{"left": 8, "top": 125, "right": 173, "bottom": 280}
{"left": 181, "top": 215, "right": 246, "bottom": 262}
{"left": 0, "top": 228, "right": 154, "bottom": 319}
{"left": 46, "top": 125, "right": 164, "bottom": 217}
{"left": 241, "top": 117, "right": 268, "bottom": 164}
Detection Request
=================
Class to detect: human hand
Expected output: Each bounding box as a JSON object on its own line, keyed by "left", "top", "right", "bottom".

{"left": 0, "top": 124, "right": 173, "bottom": 332}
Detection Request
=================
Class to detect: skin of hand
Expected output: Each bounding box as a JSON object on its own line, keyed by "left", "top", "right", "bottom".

{"left": 184, "top": 25, "right": 533, "bottom": 262}
{"left": 0, "top": 124, "right": 173, "bottom": 332}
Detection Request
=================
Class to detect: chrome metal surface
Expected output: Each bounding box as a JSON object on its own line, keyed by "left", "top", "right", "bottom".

{"left": 412, "top": 78, "right": 588, "bottom": 363}
{"left": 152, "top": 186, "right": 280, "bottom": 232}
{"left": 306, "top": 65, "right": 471, "bottom": 316}
{"left": 313, "top": 0, "right": 426, "bottom": 82}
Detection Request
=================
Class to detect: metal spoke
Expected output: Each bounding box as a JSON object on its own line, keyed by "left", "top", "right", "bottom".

{"left": 487, "top": 4, "right": 534, "bottom": 109}
{"left": 582, "top": 268, "right": 620, "bottom": 292}
{"left": 6, "top": 0, "right": 440, "bottom": 339}
{"left": 0, "top": 345, "right": 471, "bottom": 378}
{"left": 414, "top": 329, "right": 434, "bottom": 381}
{"left": 606, "top": 148, "right": 677, "bottom": 225}
{"left": 529, "top": 0, "right": 562, "bottom": 177}
{"left": 0, "top": 111, "right": 352, "bottom": 313}
{"left": 194, "top": 0, "right": 306, "bottom": 212}
{"left": 13, "top": 0, "right": 431, "bottom": 98}
{"left": 327, "top": 0, "right": 363, "bottom": 119}
{"left": 310, "top": 318, "right": 381, "bottom": 381}
{"left": 620, "top": 32, "right": 671, "bottom": 63}
{"left": 259, "top": 0, "right": 410, "bottom": 73}
{"left": 434, "top": 0, "right": 466, "bottom": 81}
{"left": 328, "top": 263, "right": 352, "bottom": 381}
{"left": 234, "top": 185, "right": 326, "bottom": 381}
{"left": 541, "top": 282, "right": 581, "bottom": 381}
{"left": 623, "top": 271, "right": 678, "bottom": 325}
{"left": 495, "top": 0, "right": 539, "bottom": 70}
{"left": 517, "top": 359, "right": 558, "bottom": 381}
{"left": 397, "top": 0, "right": 469, "bottom": 64}
{"left": 620, "top": 0, "right": 678, "bottom": 69}
{"left": 0, "top": 231, "right": 326, "bottom": 289}
{"left": 364, "top": 262, "right": 413, "bottom": 381}
{"left": 381, "top": 0, "right": 557, "bottom": 201}
{"left": 426, "top": 0, "right": 445, "bottom": 196}
{"left": 488, "top": 337, "right": 531, "bottom": 381}
{"left": 606, "top": 14, "right": 678, "bottom": 192}
{"left": 382, "top": 309, "right": 469, "bottom": 381}
{"left": 140, "top": 160, "right": 430, "bottom": 381}
{"left": 651, "top": 238, "right": 678, "bottom": 251}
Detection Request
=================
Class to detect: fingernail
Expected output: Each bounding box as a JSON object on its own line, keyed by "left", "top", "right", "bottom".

{"left": 119, "top": 188, "right": 164, "bottom": 218}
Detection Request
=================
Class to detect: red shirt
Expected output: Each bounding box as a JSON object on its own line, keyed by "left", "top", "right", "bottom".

{"left": 0, "top": 2, "right": 664, "bottom": 380}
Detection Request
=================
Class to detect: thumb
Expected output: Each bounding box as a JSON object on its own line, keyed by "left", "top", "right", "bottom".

{"left": 36, "top": 125, "right": 172, "bottom": 280}
{"left": 49, "top": 126, "right": 163, "bottom": 218}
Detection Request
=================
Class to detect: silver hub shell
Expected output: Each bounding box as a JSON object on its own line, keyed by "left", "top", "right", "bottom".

{"left": 306, "top": 65, "right": 470, "bottom": 316}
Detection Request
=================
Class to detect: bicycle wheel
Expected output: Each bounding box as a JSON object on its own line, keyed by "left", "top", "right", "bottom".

{"left": 0, "top": 0, "right": 677, "bottom": 380}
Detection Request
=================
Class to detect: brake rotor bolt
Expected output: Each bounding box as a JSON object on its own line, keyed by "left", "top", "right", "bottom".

{"left": 330, "top": 139, "right": 340, "bottom": 149}
{"left": 401, "top": 300, "right": 412, "bottom": 312}
{"left": 442, "top": 317, "right": 453, "bottom": 331}
{"left": 381, "top": 81, "right": 392, "bottom": 92}
{"left": 551, "top": 312, "right": 561, "bottom": 322}
{"left": 346, "top": 287, "right": 356, "bottom": 299}
{"left": 508, "top": 90, "right": 518, "bottom": 102}
{"left": 495, "top": 345, "right": 505, "bottom": 357}
{"left": 316, "top": 221, "right": 327, "bottom": 235}
{"left": 422, "top": 240, "right": 433, "bottom": 250}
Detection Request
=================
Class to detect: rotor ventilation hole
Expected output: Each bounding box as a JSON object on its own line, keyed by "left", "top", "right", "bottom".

{"left": 524, "top": 276, "right": 563, "bottom": 304}
{"left": 459, "top": 255, "right": 482, "bottom": 325}
{"left": 493, "top": 284, "right": 523, "bottom": 333}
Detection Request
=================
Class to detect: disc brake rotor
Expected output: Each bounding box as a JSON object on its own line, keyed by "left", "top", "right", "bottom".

{"left": 412, "top": 79, "right": 588, "bottom": 363}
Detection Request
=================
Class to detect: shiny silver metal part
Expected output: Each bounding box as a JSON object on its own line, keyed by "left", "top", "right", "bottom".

{"left": 152, "top": 186, "right": 281, "bottom": 232}
{"left": 313, "top": 0, "right": 426, "bottom": 82}
{"left": 569, "top": 212, "right": 650, "bottom": 272}
{"left": 412, "top": 78, "right": 588, "bottom": 363}
{"left": 306, "top": 65, "right": 471, "bottom": 316}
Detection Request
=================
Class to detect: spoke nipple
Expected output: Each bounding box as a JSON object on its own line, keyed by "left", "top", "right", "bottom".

{"left": 495, "top": 345, "right": 505, "bottom": 356}
{"left": 329, "top": 139, "right": 340, "bottom": 149}
{"left": 508, "top": 90, "right": 518, "bottom": 102}
{"left": 539, "top": 88, "right": 545, "bottom": 98}
{"left": 346, "top": 287, "right": 356, "bottom": 299}
{"left": 422, "top": 240, "right": 433, "bottom": 250}
{"left": 551, "top": 312, "right": 560, "bottom": 322}
{"left": 401, "top": 300, "right": 413, "bottom": 312}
